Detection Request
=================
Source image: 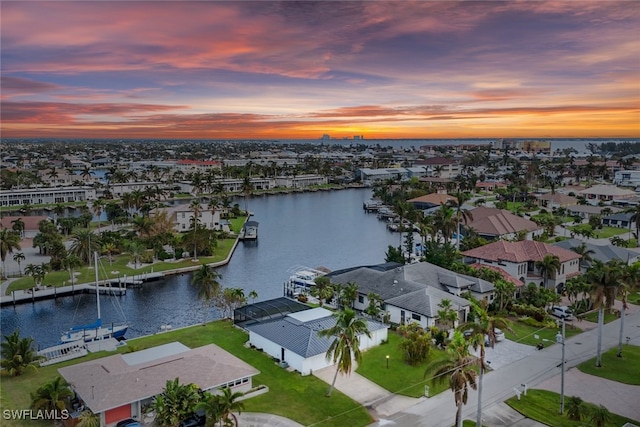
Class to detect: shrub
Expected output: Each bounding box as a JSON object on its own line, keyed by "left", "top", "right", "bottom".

{"left": 511, "top": 303, "right": 547, "bottom": 322}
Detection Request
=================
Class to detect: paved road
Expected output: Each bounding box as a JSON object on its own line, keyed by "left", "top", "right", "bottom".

{"left": 369, "top": 309, "right": 640, "bottom": 427}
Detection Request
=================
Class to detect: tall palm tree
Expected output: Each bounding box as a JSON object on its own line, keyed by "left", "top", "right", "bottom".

{"left": 449, "top": 193, "right": 473, "bottom": 251}
{"left": 69, "top": 229, "right": 101, "bottom": 266}
{"left": 433, "top": 204, "right": 457, "bottom": 244}
{"left": 426, "top": 331, "right": 478, "bottom": 427}
{"left": 624, "top": 204, "right": 640, "bottom": 247}
{"left": 341, "top": 282, "right": 359, "bottom": 309}
{"left": 1, "top": 330, "right": 43, "bottom": 376}
{"left": 317, "top": 309, "right": 371, "bottom": 397}
{"left": 458, "top": 302, "right": 511, "bottom": 427}
{"left": 311, "top": 276, "right": 334, "bottom": 307}
{"left": 0, "top": 228, "right": 22, "bottom": 278}
{"left": 91, "top": 198, "right": 104, "bottom": 229}
{"left": 535, "top": 254, "right": 561, "bottom": 290}
{"left": 437, "top": 299, "right": 458, "bottom": 331}
{"left": 31, "top": 376, "right": 73, "bottom": 412}
{"left": 241, "top": 175, "right": 254, "bottom": 215}
{"left": 12, "top": 252, "right": 25, "bottom": 276}
{"left": 11, "top": 217, "right": 25, "bottom": 238}
{"left": 570, "top": 242, "right": 595, "bottom": 271}
{"left": 586, "top": 260, "right": 623, "bottom": 367}
{"left": 192, "top": 265, "right": 222, "bottom": 324}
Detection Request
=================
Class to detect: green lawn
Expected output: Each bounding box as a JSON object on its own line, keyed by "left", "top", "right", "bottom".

{"left": 0, "top": 321, "right": 373, "bottom": 427}
{"left": 506, "top": 389, "right": 638, "bottom": 427}
{"left": 568, "top": 225, "right": 628, "bottom": 239}
{"left": 577, "top": 345, "right": 640, "bottom": 385}
{"left": 357, "top": 332, "right": 451, "bottom": 398}
{"left": 580, "top": 309, "right": 618, "bottom": 324}
{"left": 625, "top": 291, "right": 640, "bottom": 305}
{"left": 504, "top": 320, "right": 582, "bottom": 347}
{"left": 6, "top": 238, "right": 237, "bottom": 295}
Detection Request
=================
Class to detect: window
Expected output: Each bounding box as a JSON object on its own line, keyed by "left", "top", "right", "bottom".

{"left": 411, "top": 313, "right": 421, "bottom": 321}
{"left": 358, "top": 295, "right": 364, "bottom": 304}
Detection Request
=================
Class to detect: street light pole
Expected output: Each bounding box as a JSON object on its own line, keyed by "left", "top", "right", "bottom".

{"left": 556, "top": 317, "right": 566, "bottom": 414}
{"left": 386, "top": 355, "right": 389, "bottom": 369}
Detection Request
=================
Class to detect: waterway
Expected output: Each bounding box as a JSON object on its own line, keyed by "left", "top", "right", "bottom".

{"left": 1, "top": 188, "right": 403, "bottom": 348}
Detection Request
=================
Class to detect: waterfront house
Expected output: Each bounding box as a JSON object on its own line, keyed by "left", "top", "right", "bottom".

{"left": 58, "top": 342, "right": 259, "bottom": 427}
{"left": 0, "top": 186, "right": 96, "bottom": 207}
{"left": 466, "top": 207, "right": 542, "bottom": 240}
{"left": 407, "top": 193, "right": 457, "bottom": 210}
{"left": 462, "top": 240, "right": 581, "bottom": 292}
{"left": 244, "top": 307, "right": 387, "bottom": 375}
{"left": 151, "top": 203, "right": 222, "bottom": 232}
{"left": 326, "top": 262, "right": 492, "bottom": 329}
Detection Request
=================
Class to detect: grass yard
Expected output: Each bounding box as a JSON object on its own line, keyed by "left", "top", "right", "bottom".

{"left": 506, "top": 389, "right": 638, "bottom": 427}
{"left": 624, "top": 291, "right": 640, "bottom": 305}
{"left": 577, "top": 345, "right": 640, "bottom": 385}
{"left": 504, "top": 319, "right": 582, "bottom": 347}
{"left": 580, "top": 309, "right": 619, "bottom": 324}
{"left": 6, "top": 239, "right": 238, "bottom": 295}
{"left": 568, "top": 225, "right": 628, "bottom": 239}
{"left": 357, "top": 331, "right": 454, "bottom": 398}
{"left": 0, "top": 321, "right": 373, "bottom": 427}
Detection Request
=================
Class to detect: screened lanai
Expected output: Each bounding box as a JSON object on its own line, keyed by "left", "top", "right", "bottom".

{"left": 233, "top": 297, "right": 311, "bottom": 328}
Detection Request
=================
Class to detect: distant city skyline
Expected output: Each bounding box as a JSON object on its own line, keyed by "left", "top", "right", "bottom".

{"left": 1, "top": 1, "right": 639, "bottom": 139}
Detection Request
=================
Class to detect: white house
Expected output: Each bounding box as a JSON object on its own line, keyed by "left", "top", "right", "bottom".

{"left": 0, "top": 186, "right": 96, "bottom": 207}
{"left": 614, "top": 170, "right": 640, "bottom": 187}
{"left": 245, "top": 307, "right": 387, "bottom": 375}
{"left": 152, "top": 203, "right": 222, "bottom": 232}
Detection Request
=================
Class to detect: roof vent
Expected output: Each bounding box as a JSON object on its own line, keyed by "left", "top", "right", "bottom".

{"left": 393, "top": 280, "right": 398, "bottom": 284}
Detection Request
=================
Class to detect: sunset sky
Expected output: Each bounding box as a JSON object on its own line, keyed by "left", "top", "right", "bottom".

{"left": 1, "top": 1, "right": 639, "bottom": 140}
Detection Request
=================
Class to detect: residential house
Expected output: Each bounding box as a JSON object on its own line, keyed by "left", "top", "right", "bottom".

{"left": 152, "top": 203, "right": 221, "bottom": 232}
{"left": 552, "top": 238, "right": 640, "bottom": 270}
{"left": 0, "top": 215, "right": 49, "bottom": 238}
{"left": 0, "top": 186, "right": 96, "bottom": 207}
{"left": 601, "top": 212, "right": 634, "bottom": 228}
{"left": 578, "top": 185, "right": 636, "bottom": 205}
{"left": 58, "top": 342, "right": 259, "bottom": 427}
{"left": 245, "top": 307, "right": 387, "bottom": 375}
{"left": 614, "top": 170, "right": 640, "bottom": 187}
{"left": 407, "top": 193, "right": 457, "bottom": 210}
{"left": 466, "top": 207, "right": 543, "bottom": 241}
{"left": 566, "top": 204, "right": 621, "bottom": 220}
{"left": 535, "top": 192, "right": 578, "bottom": 209}
{"left": 414, "top": 157, "right": 461, "bottom": 179}
{"left": 326, "top": 262, "right": 495, "bottom": 329}
{"left": 462, "top": 240, "right": 581, "bottom": 292}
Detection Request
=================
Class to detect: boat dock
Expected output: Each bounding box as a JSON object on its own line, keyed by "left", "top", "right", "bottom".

{"left": 38, "top": 338, "right": 122, "bottom": 366}
{"left": 239, "top": 220, "right": 259, "bottom": 241}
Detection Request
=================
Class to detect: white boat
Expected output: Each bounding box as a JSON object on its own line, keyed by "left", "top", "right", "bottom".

{"left": 60, "top": 252, "right": 128, "bottom": 344}
{"left": 239, "top": 220, "right": 259, "bottom": 240}
{"left": 285, "top": 266, "right": 327, "bottom": 296}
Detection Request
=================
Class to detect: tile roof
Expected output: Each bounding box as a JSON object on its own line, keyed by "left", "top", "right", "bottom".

{"left": 407, "top": 193, "right": 457, "bottom": 206}
{"left": 579, "top": 185, "right": 636, "bottom": 197}
{"left": 462, "top": 240, "right": 581, "bottom": 263}
{"left": 58, "top": 343, "right": 259, "bottom": 414}
{"left": 469, "top": 263, "right": 524, "bottom": 287}
{"left": 467, "top": 207, "right": 540, "bottom": 236}
{"left": 0, "top": 215, "right": 50, "bottom": 231}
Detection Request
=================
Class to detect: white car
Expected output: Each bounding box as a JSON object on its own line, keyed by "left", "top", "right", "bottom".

{"left": 551, "top": 306, "right": 574, "bottom": 321}
{"left": 483, "top": 328, "right": 505, "bottom": 345}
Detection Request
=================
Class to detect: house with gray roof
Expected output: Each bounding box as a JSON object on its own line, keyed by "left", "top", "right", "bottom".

{"left": 245, "top": 307, "right": 387, "bottom": 375}
{"left": 551, "top": 238, "right": 640, "bottom": 270}
{"left": 326, "top": 262, "right": 492, "bottom": 329}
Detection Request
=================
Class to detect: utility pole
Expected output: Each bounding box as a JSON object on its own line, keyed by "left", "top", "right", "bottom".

{"left": 556, "top": 317, "right": 566, "bottom": 414}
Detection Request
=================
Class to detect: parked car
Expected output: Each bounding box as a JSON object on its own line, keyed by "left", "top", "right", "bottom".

{"left": 178, "top": 410, "right": 206, "bottom": 427}
{"left": 116, "top": 419, "right": 141, "bottom": 427}
{"left": 551, "top": 305, "right": 574, "bottom": 320}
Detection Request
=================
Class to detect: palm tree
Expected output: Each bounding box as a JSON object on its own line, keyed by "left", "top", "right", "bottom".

{"left": 449, "top": 194, "right": 473, "bottom": 251}
{"left": 624, "top": 204, "right": 640, "bottom": 247}
{"left": 194, "top": 391, "right": 222, "bottom": 427}
{"left": 1, "top": 330, "right": 43, "bottom": 376}
{"left": 11, "top": 217, "right": 25, "bottom": 238}
{"left": 589, "top": 405, "right": 612, "bottom": 427}
{"left": 437, "top": 298, "right": 458, "bottom": 331}
{"left": 0, "top": 228, "right": 22, "bottom": 278}
{"left": 248, "top": 290, "right": 258, "bottom": 304}
{"left": 216, "top": 387, "right": 245, "bottom": 426}
{"left": 31, "top": 376, "right": 73, "bottom": 412}
{"left": 91, "top": 198, "right": 104, "bottom": 229}
{"left": 433, "top": 204, "right": 457, "bottom": 244}
{"left": 12, "top": 252, "right": 25, "bottom": 276}
{"left": 311, "top": 276, "right": 334, "bottom": 307}
{"left": 570, "top": 242, "right": 595, "bottom": 271}
{"left": 535, "top": 254, "right": 561, "bottom": 290}
{"left": 150, "top": 378, "right": 201, "bottom": 427}
{"left": 192, "top": 265, "right": 222, "bottom": 324}
{"left": 426, "top": 331, "right": 478, "bottom": 427}
{"left": 76, "top": 410, "right": 99, "bottom": 427}
{"left": 341, "top": 282, "right": 359, "bottom": 309}
{"left": 586, "top": 260, "right": 623, "bottom": 367}
{"left": 317, "top": 308, "right": 371, "bottom": 397}
{"left": 458, "top": 302, "right": 511, "bottom": 427}
{"left": 566, "top": 396, "right": 585, "bottom": 421}
{"left": 69, "top": 229, "right": 101, "bottom": 266}
{"left": 241, "top": 175, "right": 254, "bottom": 214}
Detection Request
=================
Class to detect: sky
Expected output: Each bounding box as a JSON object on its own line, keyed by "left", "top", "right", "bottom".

{"left": 1, "top": 1, "right": 639, "bottom": 140}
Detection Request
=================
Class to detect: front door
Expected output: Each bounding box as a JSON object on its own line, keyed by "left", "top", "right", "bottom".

{"left": 281, "top": 347, "right": 285, "bottom": 362}
{"left": 400, "top": 310, "right": 405, "bottom": 325}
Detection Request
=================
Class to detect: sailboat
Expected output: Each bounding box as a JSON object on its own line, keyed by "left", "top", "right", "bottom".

{"left": 59, "top": 252, "right": 128, "bottom": 344}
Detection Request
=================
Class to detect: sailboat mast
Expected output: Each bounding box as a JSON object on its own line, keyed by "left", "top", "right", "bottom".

{"left": 95, "top": 251, "right": 101, "bottom": 323}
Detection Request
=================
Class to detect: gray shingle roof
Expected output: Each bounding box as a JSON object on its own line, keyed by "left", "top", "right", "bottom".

{"left": 551, "top": 238, "right": 640, "bottom": 265}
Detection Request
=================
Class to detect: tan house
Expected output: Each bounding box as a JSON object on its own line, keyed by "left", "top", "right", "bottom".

{"left": 58, "top": 342, "right": 259, "bottom": 426}
{"left": 462, "top": 240, "right": 581, "bottom": 292}
{"left": 152, "top": 204, "right": 223, "bottom": 232}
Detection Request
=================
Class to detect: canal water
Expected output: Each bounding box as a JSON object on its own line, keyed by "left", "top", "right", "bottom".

{"left": 1, "top": 188, "right": 402, "bottom": 348}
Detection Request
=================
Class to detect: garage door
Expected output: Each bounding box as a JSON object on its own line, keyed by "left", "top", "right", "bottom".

{"left": 104, "top": 404, "right": 131, "bottom": 425}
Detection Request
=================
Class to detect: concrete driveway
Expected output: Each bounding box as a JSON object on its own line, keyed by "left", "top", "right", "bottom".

{"left": 471, "top": 339, "right": 537, "bottom": 371}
